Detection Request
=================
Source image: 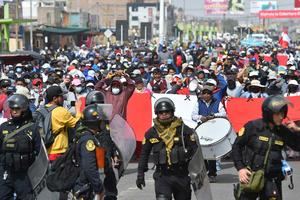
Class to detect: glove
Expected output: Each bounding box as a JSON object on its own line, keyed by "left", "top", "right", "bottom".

{"left": 136, "top": 175, "right": 145, "bottom": 190}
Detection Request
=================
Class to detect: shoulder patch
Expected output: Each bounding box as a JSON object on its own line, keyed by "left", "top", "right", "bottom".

{"left": 149, "top": 138, "right": 160, "bottom": 144}
{"left": 258, "top": 136, "right": 269, "bottom": 142}
{"left": 238, "top": 127, "right": 245, "bottom": 137}
{"left": 86, "top": 140, "right": 96, "bottom": 151}
{"left": 275, "top": 140, "right": 284, "bottom": 146}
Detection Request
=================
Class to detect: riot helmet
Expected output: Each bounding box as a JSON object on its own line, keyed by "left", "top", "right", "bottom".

{"left": 85, "top": 91, "right": 105, "bottom": 106}
{"left": 262, "top": 95, "right": 289, "bottom": 123}
{"left": 154, "top": 97, "right": 175, "bottom": 114}
{"left": 7, "top": 94, "right": 29, "bottom": 111}
{"left": 82, "top": 104, "right": 110, "bottom": 130}
{"left": 7, "top": 94, "right": 31, "bottom": 122}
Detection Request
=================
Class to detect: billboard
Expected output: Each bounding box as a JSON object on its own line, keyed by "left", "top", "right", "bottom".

{"left": 259, "top": 10, "right": 300, "bottom": 19}
{"left": 250, "top": 1, "right": 277, "bottom": 14}
{"left": 296, "top": 0, "right": 300, "bottom": 9}
{"left": 204, "top": 0, "right": 229, "bottom": 15}
{"left": 228, "top": 0, "right": 245, "bottom": 14}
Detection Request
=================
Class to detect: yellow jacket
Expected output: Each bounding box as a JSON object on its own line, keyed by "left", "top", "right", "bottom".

{"left": 47, "top": 105, "right": 81, "bottom": 154}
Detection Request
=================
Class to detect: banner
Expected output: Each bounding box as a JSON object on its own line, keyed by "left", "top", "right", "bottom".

{"left": 228, "top": 0, "right": 245, "bottom": 14}
{"left": 250, "top": 1, "right": 277, "bottom": 14}
{"left": 204, "top": 0, "right": 228, "bottom": 15}
{"left": 127, "top": 94, "right": 300, "bottom": 141}
{"left": 226, "top": 96, "right": 300, "bottom": 132}
{"left": 259, "top": 10, "right": 300, "bottom": 19}
{"left": 296, "top": 0, "right": 300, "bottom": 9}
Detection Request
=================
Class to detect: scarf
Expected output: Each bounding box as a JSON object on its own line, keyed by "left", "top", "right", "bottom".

{"left": 153, "top": 117, "right": 183, "bottom": 165}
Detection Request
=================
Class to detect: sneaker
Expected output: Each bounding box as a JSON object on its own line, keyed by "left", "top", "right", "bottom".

{"left": 209, "top": 176, "right": 217, "bottom": 183}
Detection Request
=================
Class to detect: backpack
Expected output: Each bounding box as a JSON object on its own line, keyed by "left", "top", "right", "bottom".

{"left": 176, "top": 55, "right": 183, "bottom": 67}
{"left": 46, "top": 142, "right": 80, "bottom": 192}
{"left": 35, "top": 105, "right": 58, "bottom": 148}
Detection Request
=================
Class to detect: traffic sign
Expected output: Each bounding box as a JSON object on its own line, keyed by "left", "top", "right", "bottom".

{"left": 104, "top": 29, "right": 113, "bottom": 38}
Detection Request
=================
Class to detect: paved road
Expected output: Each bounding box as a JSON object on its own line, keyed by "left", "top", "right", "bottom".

{"left": 118, "top": 161, "right": 300, "bottom": 200}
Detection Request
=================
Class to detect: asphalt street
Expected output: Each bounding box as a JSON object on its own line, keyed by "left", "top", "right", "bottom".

{"left": 117, "top": 161, "right": 300, "bottom": 200}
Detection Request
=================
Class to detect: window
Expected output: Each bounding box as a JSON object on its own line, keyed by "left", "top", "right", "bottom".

{"left": 132, "top": 6, "right": 138, "bottom": 12}
{"left": 132, "top": 16, "right": 138, "bottom": 21}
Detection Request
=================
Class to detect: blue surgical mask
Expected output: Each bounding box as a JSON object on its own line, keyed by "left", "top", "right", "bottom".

{"left": 16, "top": 68, "right": 22, "bottom": 73}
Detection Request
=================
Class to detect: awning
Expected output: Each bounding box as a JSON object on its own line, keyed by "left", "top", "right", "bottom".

{"left": 40, "top": 26, "right": 90, "bottom": 35}
{"left": 0, "top": 50, "right": 43, "bottom": 65}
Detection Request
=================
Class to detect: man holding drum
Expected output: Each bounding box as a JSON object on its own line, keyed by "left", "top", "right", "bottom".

{"left": 232, "top": 95, "right": 300, "bottom": 200}
{"left": 191, "top": 85, "right": 227, "bottom": 183}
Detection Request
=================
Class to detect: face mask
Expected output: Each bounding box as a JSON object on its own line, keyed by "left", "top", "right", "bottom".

{"left": 16, "top": 68, "right": 22, "bottom": 74}
{"left": 227, "top": 81, "right": 236, "bottom": 90}
{"left": 289, "top": 85, "right": 298, "bottom": 93}
{"left": 34, "top": 88, "right": 39, "bottom": 93}
{"left": 112, "top": 87, "right": 121, "bottom": 95}
{"left": 186, "top": 73, "right": 193, "bottom": 77}
{"left": 251, "top": 88, "right": 260, "bottom": 93}
{"left": 75, "top": 86, "right": 83, "bottom": 93}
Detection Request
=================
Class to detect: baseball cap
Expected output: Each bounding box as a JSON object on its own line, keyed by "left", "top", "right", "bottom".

{"left": 72, "top": 79, "right": 81, "bottom": 86}
{"left": 46, "top": 86, "right": 64, "bottom": 101}
{"left": 206, "top": 79, "right": 217, "bottom": 86}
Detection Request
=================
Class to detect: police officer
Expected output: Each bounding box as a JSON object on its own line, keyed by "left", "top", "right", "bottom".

{"left": 0, "top": 94, "right": 41, "bottom": 199}
{"left": 136, "top": 97, "right": 198, "bottom": 200}
{"left": 73, "top": 104, "right": 107, "bottom": 200}
{"left": 85, "top": 91, "right": 119, "bottom": 200}
{"left": 232, "top": 95, "right": 300, "bottom": 200}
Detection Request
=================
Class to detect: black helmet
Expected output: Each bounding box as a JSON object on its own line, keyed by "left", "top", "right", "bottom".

{"left": 7, "top": 94, "right": 29, "bottom": 111}
{"left": 86, "top": 91, "right": 105, "bottom": 106}
{"left": 262, "top": 95, "right": 289, "bottom": 123}
{"left": 154, "top": 97, "right": 175, "bottom": 114}
{"left": 82, "top": 104, "right": 108, "bottom": 125}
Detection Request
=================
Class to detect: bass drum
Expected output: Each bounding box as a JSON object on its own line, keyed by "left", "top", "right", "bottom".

{"left": 195, "top": 118, "right": 236, "bottom": 160}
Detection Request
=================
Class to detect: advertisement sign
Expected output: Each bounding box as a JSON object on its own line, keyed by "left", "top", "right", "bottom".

{"left": 250, "top": 1, "right": 277, "bottom": 14}
{"left": 259, "top": 10, "right": 300, "bottom": 19}
{"left": 204, "top": 0, "right": 228, "bottom": 15}
{"left": 295, "top": 0, "right": 300, "bottom": 9}
{"left": 228, "top": 0, "right": 245, "bottom": 14}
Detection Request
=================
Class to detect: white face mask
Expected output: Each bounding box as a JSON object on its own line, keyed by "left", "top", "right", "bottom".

{"left": 112, "top": 87, "right": 121, "bottom": 95}
{"left": 34, "top": 88, "right": 39, "bottom": 93}
{"left": 75, "top": 86, "right": 83, "bottom": 93}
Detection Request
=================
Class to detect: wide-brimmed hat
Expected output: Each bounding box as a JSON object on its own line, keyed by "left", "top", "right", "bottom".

{"left": 248, "top": 80, "right": 266, "bottom": 89}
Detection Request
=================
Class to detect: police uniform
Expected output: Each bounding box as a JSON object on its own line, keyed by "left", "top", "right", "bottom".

{"left": 137, "top": 120, "right": 198, "bottom": 200}
{"left": 74, "top": 130, "right": 104, "bottom": 199}
{"left": 232, "top": 119, "right": 300, "bottom": 200}
{"left": 95, "top": 125, "right": 118, "bottom": 200}
{"left": 0, "top": 119, "right": 41, "bottom": 200}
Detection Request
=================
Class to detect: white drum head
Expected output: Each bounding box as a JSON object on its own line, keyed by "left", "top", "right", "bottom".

{"left": 196, "top": 118, "right": 231, "bottom": 146}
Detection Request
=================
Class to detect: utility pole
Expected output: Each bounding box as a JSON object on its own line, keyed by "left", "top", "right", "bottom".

{"left": 16, "top": 0, "right": 19, "bottom": 50}
{"left": 159, "top": 0, "right": 164, "bottom": 46}
{"left": 30, "top": 0, "right": 33, "bottom": 50}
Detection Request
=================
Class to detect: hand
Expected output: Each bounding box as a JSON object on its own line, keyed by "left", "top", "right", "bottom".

{"left": 111, "top": 156, "right": 121, "bottom": 169}
{"left": 106, "top": 72, "right": 114, "bottom": 79}
{"left": 238, "top": 168, "right": 252, "bottom": 184}
{"left": 176, "top": 79, "right": 183, "bottom": 86}
{"left": 200, "top": 116, "right": 208, "bottom": 123}
{"left": 136, "top": 175, "right": 145, "bottom": 190}
{"left": 285, "top": 121, "right": 300, "bottom": 132}
{"left": 94, "top": 192, "right": 104, "bottom": 200}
